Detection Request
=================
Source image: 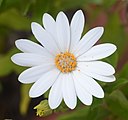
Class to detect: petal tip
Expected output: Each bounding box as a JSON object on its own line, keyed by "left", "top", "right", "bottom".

{"left": 99, "top": 92, "right": 104, "bottom": 98}
{"left": 31, "top": 22, "right": 38, "bottom": 29}
{"left": 77, "top": 9, "right": 84, "bottom": 15}
{"left": 114, "top": 44, "right": 117, "bottom": 51}
{"left": 18, "top": 75, "right": 25, "bottom": 84}
{"left": 31, "top": 22, "right": 35, "bottom": 26}
{"left": 57, "top": 11, "right": 66, "bottom": 18}
{"left": 29, "top": 90, "right": 37, "bottom": 98}
{"left": 109, "top": 43, "right": 117, "bottom": 52}
{"left": 94, "top": 27, "right": 104, "bottom": 34}
{"left": 43, "top": 13, "right": 50, "bottom": 20}
{"left": 43, "top": 13, "right": 48, "bottom": 16}
{"left": 99, "top": 27, "right": 104, "bottom": 33}
{"left": 59, "top": 11, "right": 64, "bottom": 14}
{"left": 85, "top": 101, "right": 93, "bottom": 106}
{"left": 68, "top": 105, "right": 76, "bottom": 110}
{"left": 111, "top": 76, "right": 116, "bottom": 82}
{"left": 15, "top": 39, "right": 22, "bottom": 48}
{"left": 112, "top": 68, "right": 116, "bottom": 75}
{"left": 70, "top": 106, "right": 76, "bottom": 110}
{"left": 11, "top": 55, "right": 16, "bottom": 63}
{"left": 66, "top": 102, "right": 77, "bottom": 110}
{"left": 49, "top": 104, "right": 57, "bottom": 110}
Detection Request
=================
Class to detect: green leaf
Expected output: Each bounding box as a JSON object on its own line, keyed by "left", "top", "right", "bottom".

{"left": 106, "top": 90, "right": 128, "bottom": 120}
{"left": 20, "top": 84, "right": 31, "bottom": 115}
{"left": 0, "top": 8, "right": 30, "bottom": 30}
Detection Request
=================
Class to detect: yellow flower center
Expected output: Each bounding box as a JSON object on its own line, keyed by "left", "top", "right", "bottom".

{"left": 55, "top": 52, "right": 77, "bottom": 73}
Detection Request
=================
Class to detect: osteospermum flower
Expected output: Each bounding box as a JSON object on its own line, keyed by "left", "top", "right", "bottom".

{"left": 11, "top": 10, "right": 117, "bottom": 109}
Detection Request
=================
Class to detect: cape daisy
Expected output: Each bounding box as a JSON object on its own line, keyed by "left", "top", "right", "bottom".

{"left": 11, "top": 10, "right": 117, "bottom": 109}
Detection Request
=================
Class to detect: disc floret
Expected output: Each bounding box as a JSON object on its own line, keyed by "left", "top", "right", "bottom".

{"left": 55, "top": 52, "right": 77, "bottom": 73}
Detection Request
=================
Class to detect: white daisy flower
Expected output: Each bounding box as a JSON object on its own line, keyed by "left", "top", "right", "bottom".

{"left": 11, "top": 10, "right": 117, "bottom": 109}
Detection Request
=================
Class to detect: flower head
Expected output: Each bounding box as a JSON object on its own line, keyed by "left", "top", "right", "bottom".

{"left": 11, "top": 10, "right": 117, "bottom": 109}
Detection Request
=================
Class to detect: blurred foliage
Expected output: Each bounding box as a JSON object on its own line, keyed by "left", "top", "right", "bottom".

{"left": 0, "top": 9, "right": 30, "bottom": 30}
{"left": 106, "top": 90, "right": 128, "bottom": 120}
{"left": 0, "top": 0, "right": 128, "bottom": 120}
{"left": 20, "top": 84, "right": 31, "bottom": 116}
{"left": 102, "top": 13, "right": 126, "bottom": 56}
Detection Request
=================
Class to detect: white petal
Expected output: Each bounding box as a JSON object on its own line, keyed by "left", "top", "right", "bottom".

{"left": 56, "top": 12, "right": 70, "bottom": 52}
{"left": 11, "top": 53, "right": 53, "bottom": 67}
{"left": 43, "top": 13, "right": 55, "bottom": 31}
{"left": 19, "top": 63, "right": 55, "bottom": 83}
{"left": 77, "top": 61, "right": 115, "bottom": 76}
{"left": 73, "top": 27, "right": 104, "bottom": 57}
{"left": 78, "top": 43, "right": 117, "bottom": 61}
{"left": 48, "top": 73, "right": 63, "bottom": 109}
{"left": 62, "top": 73, "right": 77, "bottom": 109}
{"left": 29, "top": 68, "right": 60, "bottom": 98}
{"left": 43, "top": 13, "right": 56, "bottom": 37}
{"left": 31, "top": 22, "right": 45, "bottom": 44}
{"left": 73, "top": 70, "right": 104, "bottom": 98}
{"left": 70, "top": 10, "right": 85, "bottom": 52}
{"left": 77, "top": 68, "right": 116, "bottom": 82}
{"left": 31, "top": 22, "right": 59, "bottom": 55}
{"left": 42, "top": 13, "right": 59, "bottom": 48}
{"left": 15, "top": 39, "right": 52, "bottom": 57}
{"left": 72, "top": 73, "right": 93, "bottom": 105}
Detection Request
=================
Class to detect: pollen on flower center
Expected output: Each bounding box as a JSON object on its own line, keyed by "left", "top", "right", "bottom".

{"left": 55, "top": 52, "right": 77, "bottom": 73}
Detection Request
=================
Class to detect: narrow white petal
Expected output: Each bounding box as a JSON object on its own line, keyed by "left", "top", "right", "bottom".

{"left": 43, "top": 13, "right": 56, "bottom": 37}
{"left": 62, "top": 73, "right": 77, "bottom": 109}
{"left": 73, "top": 70, "right": 104, "bottom": 98}
{"left": 42, "top": 13, "right": 59, "bottom": 48}
{"left": 56, "top": 12, "right": 70, "bottom": 52}
{"left": 29, "top": 68, "right": 60, "bottom": 98}
{"left": 72, "top": 73, "right": 93, "bottom": 105}
{"left": 19, "top": 63, "right": 55, "bottom": 83}
{"left": 31, "top": 22, "right": 59, "bottom": 55}
{"left": 78, "top": 43, "right": 117, "bottom": 61}
{"left": 73, "top": 27, "right": 104, "bottom": 57}
{"left": 77, "top": 68, "right": 116, "bottom": 82}
{"left": 15, "top": 39, "right": 52, "bottom": 57}
{"left": 48, "top": 73, "right": 63, "bottom": 109}
{"left": 31, "top": 22, "right": 45, "bottom": 44}
{"left": 70, "top": 10, "right": 85, "bottom": 52}
{"left": 77, "top": 61, "right": 115, "bottom": 76}
{"left": 11, "top": 53, "right": 53, "bottom": 67}
{"left": 43, "top": 13, "right": 55, "bottom": 31}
